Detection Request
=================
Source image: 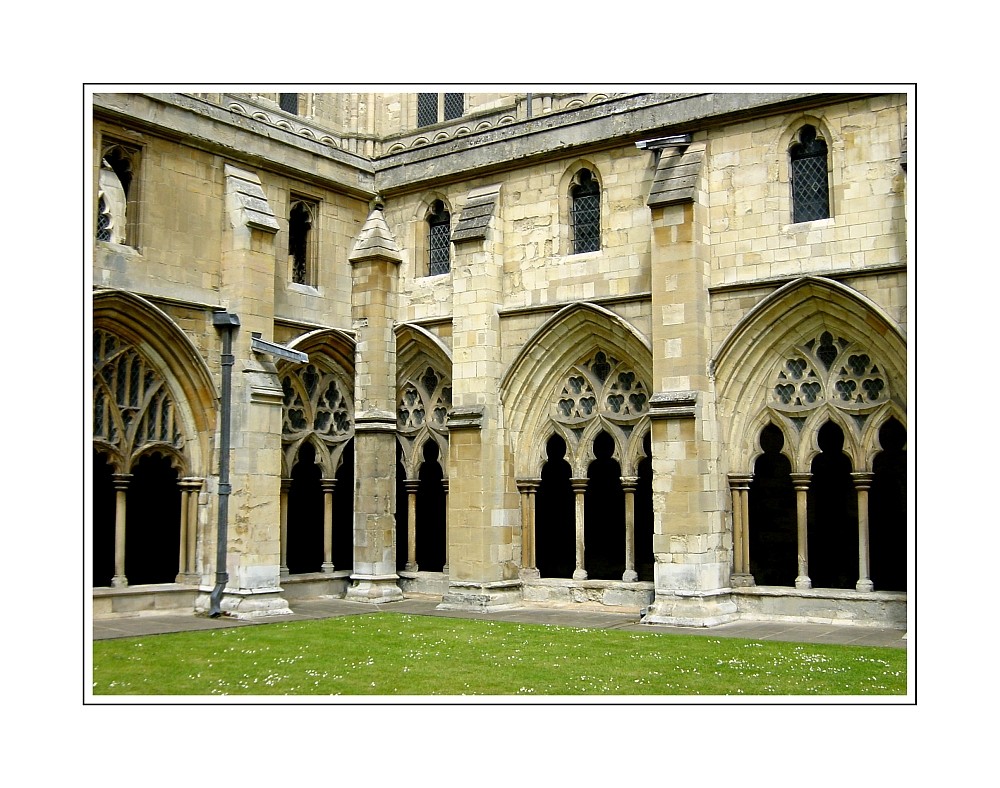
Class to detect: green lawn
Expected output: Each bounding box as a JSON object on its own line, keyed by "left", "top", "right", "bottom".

{"left": 92, "top": 613, "right": 906, "bottom": 697}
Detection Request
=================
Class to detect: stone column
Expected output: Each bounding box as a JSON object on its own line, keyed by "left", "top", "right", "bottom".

{"left": 852, "top": 472, "right": 874, "bottom": 592}
{"left": 178, "top": 478, "right": 203, "bottom": 581}
{"left": 641, "top": 143, "right": 736, "bottom": 627}
{"left": 439, "top": 185, "right": 521, "bottom": 612}
{"left": 321, "top": 479, "right": 337, "bottom": 573}
{"left": 571, "top": 478, "right": 588, "bottom": 581}
{"left": 728, "top": 474, "right": 754, "bottom": 586}
{"left": 791, "top": 472, "right": 812, "bottom": 589}
{"left": 441, "top": 479, "right": 450, "bottom": 575}
{"left": 404, "top": 478, "right": 420, "bottom": 572}
{"left": 516, "top": 479, "right": 540, "bottom": 579}
{"left": 111, "top": 473, "right": 131, "bottom": 588}
{"left": 279, "top": 479, "right": 291, "bottom": 580}
{"left": 346, "top": 205, "right": 404, "bottom": 604}
{"left": 621, "top": 476, "right": 639, "bottom": 582}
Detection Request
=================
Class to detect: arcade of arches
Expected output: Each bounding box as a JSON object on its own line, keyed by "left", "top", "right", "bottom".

{"left": 92, "top": 310, "right": 906, "bottom": 605}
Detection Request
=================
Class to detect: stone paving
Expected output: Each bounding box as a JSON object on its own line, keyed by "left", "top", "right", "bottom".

{"left": 92, "top": 595, "right": 907, "bottom": 649}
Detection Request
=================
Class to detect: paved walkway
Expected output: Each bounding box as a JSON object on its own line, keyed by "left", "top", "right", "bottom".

{"left": 93, "top": 595, "right": 906, "bottom": 648}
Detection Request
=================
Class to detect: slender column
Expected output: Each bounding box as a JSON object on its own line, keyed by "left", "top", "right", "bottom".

{"left": 571, "top": 478, "right": 588, "bottom": 580}
{"left": 321, "top": 479, "right": 337, "bottom": 573}
{"left": 177, "top": 478, "right": 203, "bottom": 580}
{"left": 728, "top": 474, "right": 754, "bottom": 586}
{"left": 405, "top": 479, "right": 420, "bottom": 572}
{"left": 791, "top": 473, "right": 812, "bottom": 589}
{"left": 279, "top": 479, "right": 291, "bottom": 580}
{"left": 852, "top": 472, "right": 875, "bottom": 592}
{"left": 621, "top": 477, "right": 639, "bottom": 582}
{"left": 516, "top": 479, "right": 540, "bottom": 578}
{"left": 441, "top": 479, "right": 450, "bottom": 575}
{"left": 111, "top": 473, "right": 131, "bottom": 588}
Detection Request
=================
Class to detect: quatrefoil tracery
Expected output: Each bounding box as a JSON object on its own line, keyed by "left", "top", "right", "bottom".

{"left": 553, "top": 351, "right": 649, "bottom": 426}
{"left": 398, "top": 366, "right": 452, "bottom": 434}
{"left": 771, "top": 331, "right": 890, "bottom": 413}
{"left": 281, "top": 363, "right": 353, "bottom": 445}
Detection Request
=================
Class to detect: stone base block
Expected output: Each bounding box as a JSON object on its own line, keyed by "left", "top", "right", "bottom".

{"left": 397, "top": 570, "right": 450, "bottom": 596}
{"left": 522, "top": 577, "right": 654, "bottom": 610}
{"left": 731, "top": 586, "right": 907, "bottom": 628}
{"left": 437, "top": 579, "right": 523, "bottom": 612}
{"left": 280, "top": 571, "right": 352, "bottom": 601}
{"left": 194, "top": 586, "right": 293, "bottom": 619}
{"left": 93, "top": 584, "right": 199, "bottom": 618}
{"left": 731, "top": 573, "right": 756, "bottom": 588}
{"left": 345, "top": 574, "right": 404, "bottom": 604}
{"left": 641, "top": 589, "right": 739, "bottom": 627}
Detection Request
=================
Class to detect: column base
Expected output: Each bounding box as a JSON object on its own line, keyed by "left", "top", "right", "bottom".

{"left": 405, "top": 562, "right": 419, "bottom": 572}
{"left": 519, "top": 567, "right": 540, "bottom": 580}
{"left": 731, "top": 572, "right": 756, "bottom": 588}
{"left": 194, "top": 586, "right": 293, "bottom": 619}
{"left": 437, "top": 579, "right": 523, "bottom": 613}
{"left": 321, "top": 563, "right": 335, "bottom": 574}
{"left": 641, "top": 589, "right": 739, "bottom": 628}
{"left": 572, "top": 569, "right": 588, "bottom": 581}
{"left": 112, "top": 575, "right": 128, "bottom": 588}
{"left": 856, "top": 578, "right": 874, "bottom": 592}
{"left": 344, "top": 574, "right": 404, "bottom": 604}
{"left": 622, "top": 569, "right": 639, "bottom": 583}
{"left": 795, "top": 575, "right": 812, "bottom": 589}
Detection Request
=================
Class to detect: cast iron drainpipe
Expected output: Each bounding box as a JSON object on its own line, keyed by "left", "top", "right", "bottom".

{"left": 210, "top": 311, "right": 240, "bottom": 617}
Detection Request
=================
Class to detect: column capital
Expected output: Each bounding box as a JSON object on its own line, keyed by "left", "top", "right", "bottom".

{"left": 320, "top": 479, "right": 338, "bottom": 493}
{"left": 111, "top": 473, "right": 132, "bottom": 490}
{"left": 280, "top": 477, "right": 292, "bottom": 492}
{"left": 179, "top": 477, "right": 204, "bottom": 492}
{"left": 727, "top": 473, "right": 753, "bottom": 490}
{"left": 570, "top": 478, "right": 589, "bottom": 493}
{"left": 851, "top": 471, "right": 875, "bottom": 489}
{"left": 620, "top": 476, "right": 639, "bottom": 492}
{"left": 403, "top": 478, "right": 421, "bottom": 494}
{"left": 516, "top": 478, "right": 541, "bottom": 493}
{"left": 790, "top": 472, "right": 812, "bottom": 490}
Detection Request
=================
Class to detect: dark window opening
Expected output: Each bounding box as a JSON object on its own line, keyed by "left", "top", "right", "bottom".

{"left": 535, "top": 434, "right": 575, "bottom": 579}
{"left": 332, "top": 439, "right": 355, "bottom": 570}
{"left": 427, "top": 200, "right": 451, "bottom": 276}
{"left": 280, "top": 93, "right": 298, "bottom": 114}
{"left": 416, "top": 440, "right": 447, "bottom": 572}
{"left": 289, "top": 200, "right": 313, "bottom": 285}
{"left": 790, "top": 125, "right": 830, "bottom": 223}
{"left": 287, "top": 441, "right": 324, "bottom": 574}
{"left": 807, "top": 422, "right": 858, "bottom": 589}
{"left": 635, "top": 431, "right": 654, "bottom": 582}
{"left": 584, "top": 431, "right": 625, "bottom": 580}
{"left": 93, "top": 449, "right": 117, "bottom": 587}
{"left": 125, "top": 454, "right": 180, "bottom": 585}
{"left": 395, "top": 444, "right": 408, "bottom": 573}
{"left": 870, "top": 419, "right": 907, "bottom": 591}
{"left": 749, "top": 424, "right": 797, "bottom": 586}
{"left": 571, "top": 169, "right": 600, "bottom": 254}
{"left": 97, "top": 196, "right": 112, "bottom": 242}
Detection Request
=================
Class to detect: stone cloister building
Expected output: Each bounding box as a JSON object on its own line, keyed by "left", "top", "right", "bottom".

{"left": 91, "top": 90, "right": 908, "bottom": 627}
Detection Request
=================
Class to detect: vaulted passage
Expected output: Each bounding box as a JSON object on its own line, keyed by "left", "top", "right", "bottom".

{"left": 584, "top": 431, "right": 625, "bottom": 580}
{"left": 535, "top": 435, "right": 575, "bottom": 578}
{"left": 125, "top": 454, "right": 180, "bottom": 585}
{"left": 93, "top": 449, "right": 117, "bottom": 587}
{"left": 749, "top": 424, "right": 797, "bottom": 586}
{"left": 287, "top": 442, "right": 323, "bottom": 574}
{"left": 808, "top": 422, "right": 858, "bottom": 589}
{"left": 870, "top": 418, "right": 906, "bottom": 591}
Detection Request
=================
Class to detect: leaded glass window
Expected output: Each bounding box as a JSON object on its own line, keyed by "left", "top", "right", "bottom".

{"left": 427, "top": 200, "right": 451, "bottom": 276}
{"left": 790, "top": 125, "right": 830, "bottom": 223}
{"left": 443, "top": 92, "right": 464, "bottom": 120}
{"left": 280, "top": 93, "right": 298, "bottom": 114}
{"left": 97, "top": 195, "right": 112, "bottom": 241}
{"left": 572, "top": 169, "right": 600, "bottom": 254}
{"left": 418, "top": 93, "right": 438, "bottom": 127}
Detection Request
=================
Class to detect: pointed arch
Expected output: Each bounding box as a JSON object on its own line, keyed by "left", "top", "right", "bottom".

{"left": 279, "top": 329, "right": 356, "bottom": 478}
{"left": 93, "top": 289, "right": 216, "bottom": 477}
{"left": 501, "top": 302, "right": 652, "bottom": 479}
{"left": 395, "top": 322, "right": 453, "bottom": 480}
{"left": 714, "top": 276, "right": 906, "bottom": 475}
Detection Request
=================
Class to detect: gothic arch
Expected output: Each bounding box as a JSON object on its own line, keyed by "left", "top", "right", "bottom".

{"left": 714, "top": 276, "right": 906, "bottom": 476}
{"left": 93, "top": 289, "right": 216, "bottom": 477}
{"left": 279, "top": 329, "right": 356, "bottom": 478}
{"left": 395, "top": 322, "right": 453, "bottom": 480}
{"left": 501, "top": 302, "right": 652, "bottom": 479}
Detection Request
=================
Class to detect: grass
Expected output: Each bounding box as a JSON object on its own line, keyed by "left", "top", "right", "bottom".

{"left": 92, "top": 613, "right": 906, "bottom": 697}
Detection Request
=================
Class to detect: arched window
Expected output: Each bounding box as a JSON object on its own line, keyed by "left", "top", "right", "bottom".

{"left": 288, "top": 197, "right": 317, "bottom": 285}
{"left": 427, "top": 200, "right": 451, "bottom": 276}
{"left": 97, "top": 140, "right": 141, "bottom": 246}
{"left": 789, "top": 124, "right": 830, "bottom": 223}
{"left": 571, "top": 168, "right": 601, "bottom": 254}
{"left": 279, "top": 93, "right": 298, "bottom": 114}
